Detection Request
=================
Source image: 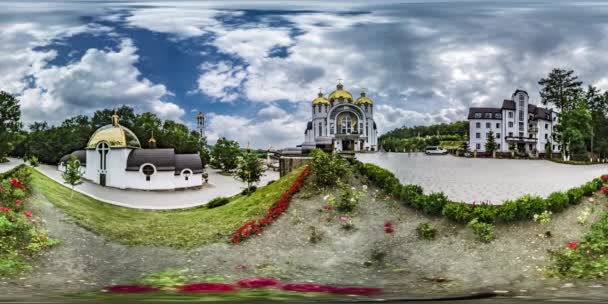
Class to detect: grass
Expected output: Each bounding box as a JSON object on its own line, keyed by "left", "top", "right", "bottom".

{"left": 30, "top": 167, "right": 305, "bottom": 248}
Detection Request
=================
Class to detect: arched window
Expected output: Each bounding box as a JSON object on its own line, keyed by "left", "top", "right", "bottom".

{"left": 318, "top": 123, "right": 322, "bottom": 137}
{"left": 182, "top": 169, "right": 192, "bottom": 181}
{"left": 97, "top": 142, "right": 109, "bottom": 171}
{"left": 142, "top": 164, "right": 155, "bottom": 181}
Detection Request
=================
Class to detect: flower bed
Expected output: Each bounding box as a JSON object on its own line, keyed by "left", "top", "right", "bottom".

{"left": 354, "top": 160, "right": 607, "bottom": 224}
{"left": 0, "top": 166, "right": 56, "bottom": 275}
{"left": 232, "top": 165, "right": 311, "bottom": 244}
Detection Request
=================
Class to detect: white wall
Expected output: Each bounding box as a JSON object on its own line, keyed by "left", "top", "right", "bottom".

{"left": 469, "top": 119, "right": 502, "bottom": 152}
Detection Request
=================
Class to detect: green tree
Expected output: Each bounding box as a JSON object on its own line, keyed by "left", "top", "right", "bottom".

{"left": 62, "top": 155, "right": 83, "bottom": 197}
{"left": 212, "top": 137, "right": 241, "bottom": 172}
{"left": 0, "top": 91, "right": 23, "bottom": 162}
{"left": 235, "top": 151, "right": 264, "bottom": 193}
{"left": 559, "top": 99, "right": 592, "bottom": 161}
{"left": 485, "top": 131, "right": 497, "bottom": 156}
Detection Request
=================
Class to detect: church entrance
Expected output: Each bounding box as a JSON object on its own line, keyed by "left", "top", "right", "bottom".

{"left": 97, "top": 142, "right": 109, "bottom": 187}
{"left": 342, "top": 140, "right": 354, "bottom": 151}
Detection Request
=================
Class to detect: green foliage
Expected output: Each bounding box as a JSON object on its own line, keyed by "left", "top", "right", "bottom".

{"left": 212, "top": 137, "right": 241, "bottom": 172}
{"left": 241, "top": 186, "right": 257, "bottom": 195}
{"left": 235, "top": 151, "right": 264, "bottom": 190}
{"left": 206, "top": 197, "right": 231, "bottom": 209}
{"left": 139, "top": 269, "right": 188, "bottom": 289}
{"left": 28, "top": 155, "right": 39, "bottom": 167}
{"left": 415, "top": 223, "right": 437, "bottom": 240}
{"left": 442, "top": 202, "right": 474, "bottom": 223}
{"left": 61, "top": 155, "right": 83, "bottom": 197}
{"left": 468, "top": 218, "right": 495, "bottom": 243}
{"left": 471, "top": 204, "right": 498, "bottom": 223}
{"left": 310, "top": 149, "right": 350, "bottom": 187}
{"left": 0, "top": 91, "right": 23, "bottom": 162}
{"left": 567, "top": 187, "right": 585, "bottom": 205}
{"left": 379, "top": 121, "right": 468, "bottom": 152}
{"left": 422, "top": 192, "right": 448, "bottom": 216}
{"left": 533, "top": 210, "right": 552, "bottom": 225}
{"left": 328, "top": 182, "right": 364, "bottom": 213}
{"left": 545, "top": 192, "right": 569, "bottom": 212}
{"left": 484, "top": 131, "right": 497, "bottom": 154}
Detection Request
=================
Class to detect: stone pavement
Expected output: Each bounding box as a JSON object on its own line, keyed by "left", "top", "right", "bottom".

{"left": 357, "top": 153, "right": 608, "bottom": 205}
{"left": 0, "top": 158, "right": 24, "bottom": 174}
{"left": 4, "top": 158, "right": 280, "bottom": 210}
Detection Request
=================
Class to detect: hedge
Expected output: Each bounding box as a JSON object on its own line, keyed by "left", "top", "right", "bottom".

{"left": 354, "top": 160, "right": 605, "bottom": 224}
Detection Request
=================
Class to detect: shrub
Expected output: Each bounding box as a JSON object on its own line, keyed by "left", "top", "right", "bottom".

{"left": 442, "top": 202, "right": 474, "bottom": 223}
{"left": 332, "top": 182, "right": 364, "bottom": 213}
{"left": 471, "top": 204, "right": 498, "bottom": 223}
{"left": 545, "top": 192, "right": 569, "bottom": 213}
{"left": 422, "top": 193, "right": 448, "bottom": 216}
{"left": 468, "top": 218, "right": 495, "bottom": 243}
{"left": 310, "top": 149, "right": 350, "bottom": 187}
{"left": 567, "top": 187, "right": 585, "bottom": 205}
{"left": 241, "top": 186, "right": 257, "bottom": 196}
{"left": 206, "top": 197, "right": 230, "bottom": 209}
{"left": 139, "top": 269, "right": 188, "bottom": 288}
{"left": 511, "top": 195, "right": 546, "bottom": 220}
{"left": 416, "top": 223, "right": 437, "bottom": 240}
{"left": 496, "top": 200, "right": 518, "bottom": 222}
{"left": 533, "top": 210, "right": 552, "bottom": 225}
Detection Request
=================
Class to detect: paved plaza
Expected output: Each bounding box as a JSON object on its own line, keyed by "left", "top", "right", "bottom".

{"left": 1, "top": 158, "right": 279, "bottom": 210}
{"left": 357, "top": 153, "right": 608, "bottom": 204}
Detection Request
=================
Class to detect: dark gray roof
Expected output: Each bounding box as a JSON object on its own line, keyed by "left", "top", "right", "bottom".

{"left": 467, "top": 107, "right": 502, "bottom": 120}
{"left": 528, "top": 104, "right": 553, "bottom": 121}
{"left": 126, "top": 148, "right": 203, "bottom": 175}
{"left": 59, "top": 150, "right": 87, "bottom": 166}
{"left": 305, "top": 121, "right": 312, "bottom": 134}
{"left": 175, "top": 154, "right": 203, "bottom": 174}
{"left": 501, "top": 99, "right": 515, "bottom": 110}
{"left": 513, "top": 89, "right": 528, "bottom": 96}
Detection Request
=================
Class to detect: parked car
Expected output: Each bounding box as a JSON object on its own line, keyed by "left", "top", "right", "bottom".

{"left": 425, "top": 146, "right": 448, "bottom": 155}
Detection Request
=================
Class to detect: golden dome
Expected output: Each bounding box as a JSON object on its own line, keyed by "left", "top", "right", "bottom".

{"left": 87, "top": 119, "right": 141, "bottom": 149}
{"left": 355, "top": 92, "right": 373, "bottom": 105}
{"left": 312, "top": 92, "right": 329, "bottom": 105}
{"left": 328, "top": 83, "right": 353, "bottom": 101}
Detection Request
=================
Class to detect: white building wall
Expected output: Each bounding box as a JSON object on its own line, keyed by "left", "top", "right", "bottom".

{"left": 104, "top": 148, "right": 131, "bottom": 189}
{"left": 469, "top": 119, "right": 502, "bottom": 152}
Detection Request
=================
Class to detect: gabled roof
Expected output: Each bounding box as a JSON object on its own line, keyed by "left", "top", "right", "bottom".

{"left": 467, "top": 107, "right": 502, "bottom": 120}
{"left": 501, "top": 99, "right": 515, "bottom": 110}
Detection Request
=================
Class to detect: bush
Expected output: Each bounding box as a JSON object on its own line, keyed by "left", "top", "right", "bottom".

{"left": 416, "top": 223, "right": 437, "bottom": 240}
{"left": 331, "top": 182, "right": 364, "bottom": 213}
{"left": 422, "top": 193, "right": 448, "bottom": 216}
{"left": 496, "top": 200, "right": 518, "bottom": 222}
{"left": 567, "top": 187, "right": 585, "bottom": 205}
{"left": 511, "top": 195, "right": 546, "bottom": 220}
{"left": 442, "top": 202, "right": 474, "bottom": 223}
{"left": 310, "top": 149, "right": 350, "bottom": 187}
{"left": 545, "top": 192, "right": 569, "bottom": 213}
{"left": 468, "top": 218, "right": 495, "bottom": 243}
{"left": 471, "top": 204, "right": 498, "bottom": 223}
{"left": 241, "top": 186, "right": 257, "bottom": 196}
{"left": 206, "top": 197, "right": 230, "bottom": 209}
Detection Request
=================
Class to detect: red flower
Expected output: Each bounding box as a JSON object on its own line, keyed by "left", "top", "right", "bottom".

{"left": 105, "top": 285, "right": 159, "bottom": 294}
{"left": 385, "top": 227, "right": 394, "bottom": 234}
{"left": 602, "top": 187, "right": 608, "bottom": 194}
{"left": 324, "top": 205, "right": 333, "bottom": 211}
{"left": 384, "top": 221, "right": 392, "bottom": 228}
{"left": 10, "top": 178, "right": 24, "bottom": 190}
{"left": 232, "top": 235, "right": 240, "bottom": 244}
{"left": 602, "top": 175, "right": 608, "bottom": 182}
{"left": 1, "top": 207, "right": 9, "bottom": 213}
{"left": 237, "top": 278, "right": 280, "bottom": 288}
{"left": 568, "top": 242, "right": 577, "bottom": 250}
{"left": 281, "top": 283, "right": 335, "bottom": 293}
{"left": 25, "top": 211, "right": 32, "bottom": 218}
{"left": 15, "top": 200, "right": 21, "bottom": 205}
{"left": 177, "top": 283, "right": 237, "bottom": 293}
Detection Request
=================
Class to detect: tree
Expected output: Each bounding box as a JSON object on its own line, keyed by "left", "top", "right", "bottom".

{"left": 460, "top": 134, "right": 470, "bottom": 155}
{"left": 559, "top": 99, "right": 592, "bottom": 161}
{"left": 212, "top": 137, "right": 241, "bottom": 172}
{"left": 235, "top": 151, "right": 264, "bottom": 193}
{"left": 28, "top": 155, "right": 40, "bottom": 167}
{"left": 485, "top": 131, "right": 497, "bottom": 157}
{"left": 62, "top": 155, "right": 83, "bottom": 197}
{"left": 0, "top": 91, "right": 23, "bottom": 162}
{"left": 198, "top": 137, "right": 211, "bottom": 168}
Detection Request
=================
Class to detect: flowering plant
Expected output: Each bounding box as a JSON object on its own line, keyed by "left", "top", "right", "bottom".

{"left": 232, "top": 166, "right": 311, "bottom": 244}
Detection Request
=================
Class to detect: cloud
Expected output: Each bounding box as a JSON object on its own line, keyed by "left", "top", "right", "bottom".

{"left": 20, "top": 39, "right": 184, "bottom": 123}
{"left": 125, "top": 8, "right": 233, "bottom": 38}
{"left": 197, "top": 61, "right": 247, "bottom": 102}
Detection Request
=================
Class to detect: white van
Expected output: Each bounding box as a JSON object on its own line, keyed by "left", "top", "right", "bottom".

{"left": 425, "top": 146, "right": 448, "bottom": 155}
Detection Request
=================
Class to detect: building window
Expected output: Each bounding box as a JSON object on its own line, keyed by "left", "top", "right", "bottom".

{"left": 475, "top": 113, "right": 481, "bottom": 118}
{"left": 508, "top": 111, "right": 513, "bottom": 118}
{"left": 496, "top": 123, "right": 500, "bottom": 128}
{"left": 508, "top": 122, "right": 513, "bottom": 128}
{"left": 545, "top": 134, "right": 548, "bottom": 139}
{"left": 519, "top": 110, "right": 524, "bottom": 121}
{"left": 485, "top": 122, "right": 490, "bottom": 128}
{"left": 476, "top": 122, "right": 481, "bottom": 128}
{"left": 318, "top": 123, "right": 322, "bottom": 137}
{"left": 508, "top": 132, "right": 513, "bottom": 137}
{"left": 330, "top": 123, "right": 334, "bottom": 134}
{"left": 485, "top": 113, "right": 492, "bottom": 118}
{"left": 142, "top": 164, "right": 155, "bottom": 181}
{"left": 545, "top": 123, "right": 548, "bottom": 129}
{"left": 553, "top": 145, "right": 556, "bottom": 150}
{"left": 496, "top": 133, "right": 501, "bottom": 139}
{"left": 519, "top": 122, "right": 524, "bottom": 131}
{"left": 97, "top": 142, "right": 109, "bottom": 171}
{"left": 519, "top": 132, "right": 524, "bottom": 137}
{"left": 476, "top": 132, "right": 480, "bottom": 139}
{"left": 476, "top": 143, "right": 481, "bottom": 150}
{"left": 495, "top": 113, "right": 502, "bottom": 119}
{"left": 182, "top": 170, "right": 192, "bottom": 181}
{"left": 497, "top": 144, "right": 501, "bottom": 150}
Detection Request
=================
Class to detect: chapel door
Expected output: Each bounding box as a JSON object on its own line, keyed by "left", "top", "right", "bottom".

{"left": 97, "top": 142, "right": 109, "bottom": 187}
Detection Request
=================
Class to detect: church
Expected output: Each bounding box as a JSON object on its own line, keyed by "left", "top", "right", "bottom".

{"left": 58, "top": 113, "right": 204, "bottom": 190}
{"left": 302, "top": 82, "right": 378, "bottom": 152}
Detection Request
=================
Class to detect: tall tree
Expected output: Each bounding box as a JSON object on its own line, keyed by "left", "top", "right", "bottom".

{"left": 0, "top": 91, "right": 23, "bottom": 162}
{"left": 558, "top": 99, "right": 592, "bottom": 161}
{"left": 235, "top": 151, "right": 264, "bottom": 193}
{"left": 62, "top": 155, "right": 83, "bottom": 197}
{"left": 212, "top": 137, "right": 241, "bottom": 172}
{"left": 484, "top": 131, "right": 497, "bottom": 157}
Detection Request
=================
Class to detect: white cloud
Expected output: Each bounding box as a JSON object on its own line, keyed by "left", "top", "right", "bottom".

{"left": 197, "top": 61, "right": 247, "bottom": 102}
{"left": 257, "top": 105, "right": 287, "bottom": 119}
{"left": 125, "top": 8, "right": 232, "bottom": 38}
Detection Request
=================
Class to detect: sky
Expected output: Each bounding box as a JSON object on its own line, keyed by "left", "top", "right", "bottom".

{"left": 2, "top": 0, "right": 608, "bottom": 149}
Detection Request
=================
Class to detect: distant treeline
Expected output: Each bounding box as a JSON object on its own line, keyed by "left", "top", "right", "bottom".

{"left": 379, "top": 121, "right": 468, "bottom": 152}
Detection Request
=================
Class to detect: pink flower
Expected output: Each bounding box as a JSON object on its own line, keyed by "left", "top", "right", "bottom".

{"left": 602, "top": 187, "right": 608, "bottom": 194}
{"left": 281, "top": 283, "right": 335, "bottom": 293}
{"left": 385, "top": 227, "right": 395, "bottom": 234}
{"left": 237, "top": 278, "right": 280, "bottom": 288}
{"left": 177, "top": 283, "right": 237, "bottom": 293}
{"left": 602, "top": 175, "right": 608, "bottom": 182}
{"left": 329, "top": 287, "right": 382, "bottom": 296}
{"left": 24, "top": 211, "right": 32, "bottom": 218}
{"left": 384, "top": 221, "right": 392, "bottom": 228}
{"left": 15, "top": 200, "right": 21, "bottom": 205}
{"left": 1, "top": 207, "right": 9, "bottom": 213}
{"left": 568, "top": 242, "right": 577, "bottom": 250}
{"left": 340, "top": 216, "right": 349, "bottom": 222}
{"left": 105, "top": 285, "right": 159, "bottom": 294}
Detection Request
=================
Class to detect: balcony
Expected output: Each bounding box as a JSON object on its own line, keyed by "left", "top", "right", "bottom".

{"left": 529, "top": 127, "right": 538, "bottom": 134}
{"left": 505, "top": 135, "right": 537, "bottom": 143}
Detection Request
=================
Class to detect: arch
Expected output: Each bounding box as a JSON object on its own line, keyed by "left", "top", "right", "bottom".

{"left": 180, "top": 168, "right": 193, "bottom": 181}
{"left": 140, "top": 163, "right": 157, "bottom": 181}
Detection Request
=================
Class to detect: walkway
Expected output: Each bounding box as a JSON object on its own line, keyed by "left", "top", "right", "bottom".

{"left": 6, "top": 158, "right": 279, "bottom": 210}
{"left": 0, "top": 158, "right": 24, "bottom": 174}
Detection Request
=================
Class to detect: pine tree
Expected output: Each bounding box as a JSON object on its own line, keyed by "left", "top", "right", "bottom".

{"left": 62, "top": 155, "right": 83, "bottom": 197}
{"left": 485, "top": 131, "right": 497, "bottom": 157}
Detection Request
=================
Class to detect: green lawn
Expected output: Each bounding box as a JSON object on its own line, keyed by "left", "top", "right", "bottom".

{"left": 30, "top": 167, "right": 304, "bottom": 248}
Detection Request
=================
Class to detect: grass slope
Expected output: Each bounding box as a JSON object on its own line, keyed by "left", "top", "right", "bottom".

{"left": 30, "top": 167, "right": 304, "bottom": 248}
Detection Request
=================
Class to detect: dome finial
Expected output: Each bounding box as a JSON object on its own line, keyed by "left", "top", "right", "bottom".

{"left": 111, "top": 110, "right": 119, "bottom": 127}
{"left": 318, "top": 87, "right": 323, "bottom": 97}
{"left": 337, "top": 78, "right": 343, "bottom": 90}
{"left": 361, "top": 87, "right": 367, "bottom": 97}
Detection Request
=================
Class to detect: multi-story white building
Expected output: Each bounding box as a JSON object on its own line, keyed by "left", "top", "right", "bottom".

{"left": 468, "top": 89, "right": 560, "bottom": 156}
{"left": 302, "top": 82, "right": 378, "bottom": 152}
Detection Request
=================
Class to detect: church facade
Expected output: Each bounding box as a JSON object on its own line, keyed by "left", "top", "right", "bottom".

{"left": 58, "top": 114, "right": 204, "bottom": 191}
{"left": 302, "top": 82, "right": 378, "bottom": 152}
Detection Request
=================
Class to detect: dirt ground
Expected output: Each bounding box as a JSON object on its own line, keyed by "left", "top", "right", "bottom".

{"left": 1, "top": 179, "right": 606, "bottom": 300}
